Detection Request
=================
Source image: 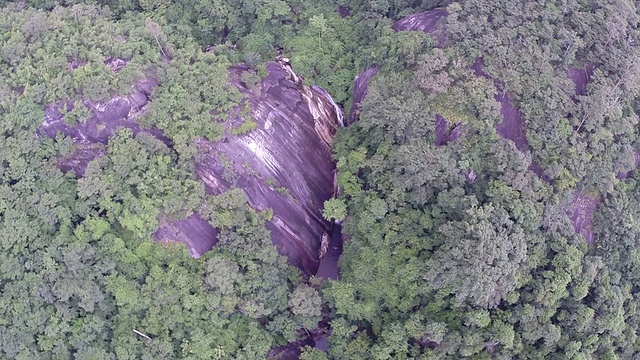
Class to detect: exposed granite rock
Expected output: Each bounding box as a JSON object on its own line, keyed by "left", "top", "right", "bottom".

{"left": 349, "top": 10, "right": 449, "bottom": 133}
{"left": 41, "top": 78, "right": 164, "bottom": 148}
{"left": 471, "top": 58, "right": 551, "bottom": 182}
{"left": 267, "top": 337, "right": 314, "bottom": 359}
{"left": 567, "top": 66, "right": 594, "bottom": 97}
{"left": 347, "top": 66, "right": 378, "bottom": 126}
{"left": 58, "top": 144, "right": 106, "bottom": 177}
{"left": 153, "top": 213, "right": 218, "bottom": 258}
{"left": 348, "top": 9, "right": 447, "bottom": 126}
{"left": 42, "top": 77, "right": 168, "bottom": 180}
{"left": 392, "top": 9, "right": 449, "bottom": 47}
{"left": 315, "top": 221, "right": 343, "bottom": 281}
{"left": 194, "top": 59, "right": 340, "bottom": 273}
{"left": 336, "top": 6, "right": 351, "bottom": 18}
{"left": 42, "top": 59, "right": 341, "bottom": 275}
{"left": 435, "top": 114, "right": 461, "bottom": 146}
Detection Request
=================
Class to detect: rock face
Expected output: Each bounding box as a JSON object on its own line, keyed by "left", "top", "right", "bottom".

{"left": 392, "top": 9, "right": 449, "bottom": 47}
{"left": 435, "top": 114, "right": 461, "bottom": 146}
{"left": 470, "top": 58, "right": 550, "bottom": 182}
{"left": 567, "top": 66, "right": 594, "bottom": 97}
{"left": 153, "top": 213, "right": 219, "bottom": 258}
{"left": 193, "top": 59, "right": 340, "bottom": 273}
{"left": 566, "top": 66, "right": 600, "bottom": 243}
{"left": 347, "top": 66, "right": 379, "bottom": 126}
{"left": 41, "top": 59, "right": 342, "bottom": 275}
{"left": 315, "top": 221, "right": 343, "bottom": 280}
{"left": 41, "top": 78, "right": 161, "bottom": 145}
{"left": 349, "top": 10, "right": 451, "bottom": 133}
{"left": 360, "top": 10, "right": 607, "bottom": 247}
{"left": 41, "top": 78, "right": 166, "bottom": 176}
{"left": 267, "top": 337, "right": 314, "bottom": 359}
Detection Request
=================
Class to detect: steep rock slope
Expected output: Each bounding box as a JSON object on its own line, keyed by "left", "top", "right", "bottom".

{"left": 41, "top": 58, "right": 342, "bottom": 274}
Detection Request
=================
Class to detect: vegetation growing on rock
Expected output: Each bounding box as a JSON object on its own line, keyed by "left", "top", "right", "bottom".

{"left": 2, "top": 0, "right": 640, "bottom": 358}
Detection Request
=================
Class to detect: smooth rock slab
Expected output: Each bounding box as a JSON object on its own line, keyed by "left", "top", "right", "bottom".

{"left": 41, "top": 60, "right": 341, "bottom": 275}
{"left": 153, "top": 213, "right": 218, "bottom": 258}
{"left": 392, "top": 9, "right": 448, "bottom": 47}
{"left": 347, "top": 66, "right": 378, "bottom": 126}
{"left": 194, "top": 60, "right": 340, "bottom": 273}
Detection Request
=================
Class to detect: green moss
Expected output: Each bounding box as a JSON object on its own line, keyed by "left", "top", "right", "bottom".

{"left": 229, "top": 117, "right": 257, "bottom": 135}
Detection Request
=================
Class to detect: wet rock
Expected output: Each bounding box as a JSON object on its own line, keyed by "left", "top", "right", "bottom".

{"left": 104, "top": 57, "right": 128, "bottom": 73}
{"left": 567, "top": 66, "right": 594, "bottom": 97}
{"left": 348, "top": 10, "right": 448, "bottom": 127}
{"left": 336, "top": 6, "right": 351, "bottom": 18}
{"left": 41, "top": 78, "right": 164, "bottom": 146}
{"left": 267, "top": 336, "right": 314, "bottom": 359}
{"left": 494, "top": 91, "right": 529, "bottom": 154}
{"left": 41, "top": 59, "right": 342, "bottom": 275}
{"left": 315, "top": 221, "right": 343, "bottom": 281}
{"left": 58, "top": 144, "right": 106, "bottom": 177}
{"left": 435, "top": 114, "right": 448, "bottom": 146}
{"left": 41, "top": 77, "right": 165, "bottom": 176}
{"left": 435, "top": 114, "right": 461, "bottom": 146}
{"left": 313, "top": 334, "right": 329, "bottom": 352}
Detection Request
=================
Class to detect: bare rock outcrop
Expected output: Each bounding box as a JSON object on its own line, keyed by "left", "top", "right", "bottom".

{"left": 392, "top": 9, "right": 449, "bottom": 47}
{"left": 471, "top": 58, "right": 551, "bottom": 182}
{"left": 347, "top": 66, "right": 379, "bottom": 126}
{"left": 315, "top": 221, "right": 343, "bottom": 281}
{"left": 153, "top": 213, "right": 219, "bottom": 258}
{"left": 41, "top": 58, "right": 342, "bottom": 275}
{"left": 193, "top": 59, "right": 340, "bottom": 273}
{"left": 567, "top": 66, "right": 594, "bottom": 97}
{"left": 349, "top": 9, "right": 450, "bottom": 133}
{"left": 42, "top": 78, "right": 165, "bottom": 176}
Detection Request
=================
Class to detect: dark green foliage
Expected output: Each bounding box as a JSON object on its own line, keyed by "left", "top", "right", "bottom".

{"left": 445, "top": 0, "right": 640, "bottom": 193}
{"left": 3, "top": 0, "right": 640, "bottom": 358}
{"left": 324, "top": 0, "right": 640, "bottom": 357}
{"left": 0, "top": 4, "right": 159, "bottom": 105}
{"left": 0, "top": 5, "right": 322, "bottom": 358}
{"left": 78, "top": 129, "right": 204, "bottom": 238}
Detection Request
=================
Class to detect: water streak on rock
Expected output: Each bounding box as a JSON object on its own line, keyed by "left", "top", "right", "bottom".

{"left": 193, "top": 59, "right": 342, "bottom": 273}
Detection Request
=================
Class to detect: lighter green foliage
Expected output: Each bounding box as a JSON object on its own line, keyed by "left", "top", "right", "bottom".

{"left": 323, "top": 198, "right": 347, "bottom": 221}
{"left": 289, "top": 284, "right": 322, "bottom": 317}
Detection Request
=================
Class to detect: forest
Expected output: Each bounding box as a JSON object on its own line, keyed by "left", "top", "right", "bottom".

{"left": 1, "top": 0, "right": 640, "bottom": 358}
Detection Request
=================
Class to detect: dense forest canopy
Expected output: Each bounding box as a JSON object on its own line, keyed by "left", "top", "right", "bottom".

{"left": 2, "top": 0, "right": 640, "bottom": 359}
